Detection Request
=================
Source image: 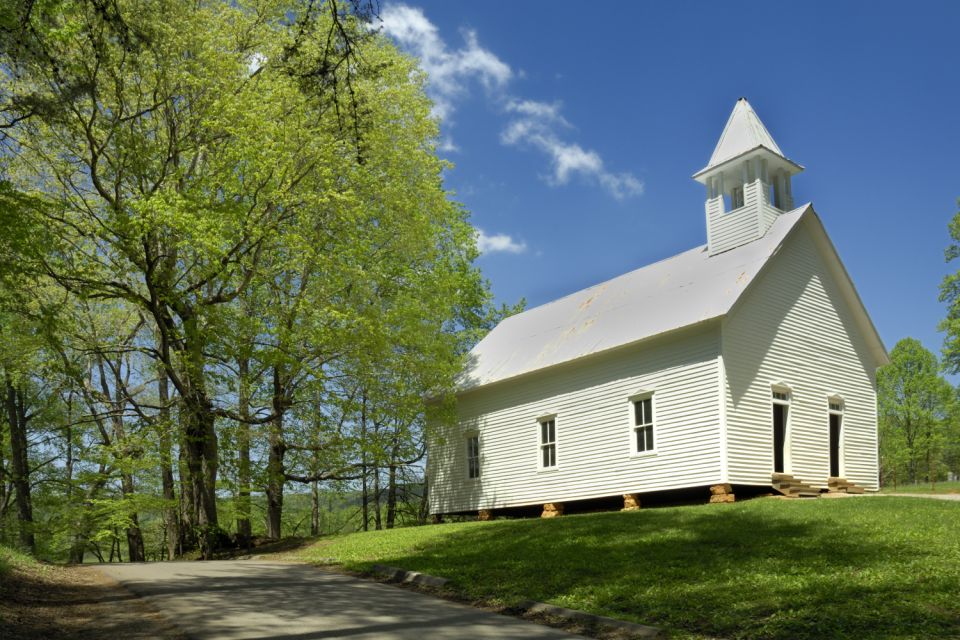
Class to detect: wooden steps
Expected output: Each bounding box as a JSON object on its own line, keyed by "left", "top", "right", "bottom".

{"left": 771, "top": 473, "right": 820, "bottom": 498}
{"left": 827, "top": 477, "right": 866, "bottom": 494}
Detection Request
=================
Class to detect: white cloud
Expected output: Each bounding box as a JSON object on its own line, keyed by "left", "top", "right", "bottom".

{"left": 437, "top": 136, "right": 459, "bottom": 153}
{"left": 505, "top": 99, "right": 568, "bottom": 123}
{"left": 475, "top": 228, "right": 527, "bottom": 255}
{"left": 382, "top": 5, "right": 642, "bottom": 200}
{"left": 501, "top": 99, "right": 644, "bottom": 200}
{"left": 381, "top": 5, "right": 511, "bottom": 122}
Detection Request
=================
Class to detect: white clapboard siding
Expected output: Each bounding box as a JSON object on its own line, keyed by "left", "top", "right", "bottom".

{"left": 707, "top": 197, "right": 757, "bottom": 255}
{"left": 429, "top": 324, "right": 723, "bottom": 514}
{"left": 722, "top": 217, "right": 879, "bottom": 490}
{"left": 706, "top": 180, "right": 785, "bottom": 256}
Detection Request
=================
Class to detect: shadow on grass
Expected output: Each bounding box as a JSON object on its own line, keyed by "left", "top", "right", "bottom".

{"left": 353, "top": 499, "right": 960, "bottom": 639}
{"left": 0, "top": 564, "right": 181, "bottom": 640}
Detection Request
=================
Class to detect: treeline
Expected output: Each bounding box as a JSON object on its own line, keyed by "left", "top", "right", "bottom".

{"left": 0, "top": 0, "right": 516, "bottom": 561}
{"left": 878, "top": 338, "right": 960, "bottom": 488}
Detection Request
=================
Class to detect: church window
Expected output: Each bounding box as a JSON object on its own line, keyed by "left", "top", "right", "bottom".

{"left": 466, "top": 434, "right": 480, "bottom": 479}
{"left": 632, "top": 396, "right": 655, "bottom": 453}
{"left": 539, "top": 418, "right": 557, "bottom": 468}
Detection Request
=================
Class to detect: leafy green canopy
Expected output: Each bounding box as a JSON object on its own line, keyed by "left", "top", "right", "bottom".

{"left": 877, "top": 337, "right": 953, "bottom": 486}
{"left": 940, "top": 197, "right": 960, "bottom": 372}
{"left": 0, "top": 0, "right": 503, "bottom": 554}
{"left": 2, "top": 0, "right": 492, "bottom": 416}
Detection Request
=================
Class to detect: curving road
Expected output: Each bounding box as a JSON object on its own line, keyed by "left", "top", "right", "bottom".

{"left": 96, "top": 560, "right": 585, "bottom": 640}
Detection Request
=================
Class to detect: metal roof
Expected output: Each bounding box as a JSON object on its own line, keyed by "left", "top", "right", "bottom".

{"left": 458, "top": 205, "right": 811, "bottom": 391}
{"left": 707, "top": 98, "right": 784, "bottom": 169}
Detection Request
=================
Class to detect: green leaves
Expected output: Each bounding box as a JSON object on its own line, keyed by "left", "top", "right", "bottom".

{"left": 0, "top": 0, "right": 513, "bottom": 554}
{"left": 877, "top": 338, "right": 953, "bottom": 487}
{"left": 940, "top": 198, "right": 960, "bottom": 372}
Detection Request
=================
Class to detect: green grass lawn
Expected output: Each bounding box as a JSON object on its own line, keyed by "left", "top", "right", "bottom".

{"left": 881, "top": 480, "right": 960, "bottom": 494}
{"left": 298, "top": 497, "right": 960, "bottom": 640}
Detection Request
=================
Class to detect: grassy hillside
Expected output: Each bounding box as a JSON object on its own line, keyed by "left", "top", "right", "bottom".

{"left": 0, "top": 544, "right": 41, "bottom": 577}
{"left": 298, "top": 497, "right": 960, "bottom": 640}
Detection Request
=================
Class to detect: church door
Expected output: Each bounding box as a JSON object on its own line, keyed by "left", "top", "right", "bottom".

{"left": 773, "top": 404, "right": 787, "bottom": 473}
{"left": 829, "top": 413, "right": 841, "bottom": 478}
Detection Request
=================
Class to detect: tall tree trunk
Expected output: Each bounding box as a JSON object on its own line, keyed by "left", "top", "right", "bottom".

{"left": 360, "top": 395, "right": 369, "bottom": 532}
{"left": 373, "top": 463, "right": 382, "bottom": 531}
{"left": 102, "top": 358, "right": 145, "bottom": 563}
{"left": 64, "top": 400, "right": 85, "bottom": 564}
{"left": 177, "top": 442, "right": 195, "bottom": 555}
{"left": 183, "top": 400, "right": 220, "bottom": 555}
{"left": 157, "top": 370, "right": 179, "bottom": 560}
{"left": 5, "top": 376, "right": 34, "bottom": 552}
{"left": 0, "top": 402, "right": 6, "bottom": 526}
{"left": 372, "top": 416, "right": 382, "bottom": 531}
{"left": 176, "top": 317, "right": 220, "bottom": 558}
{"left": 236, "top": 357, "right": 252, "bottom": 544}
{"left": 385, "top": 427, "right": 400, "bottom": 530}
{"left": 68, "top": 464, "right": 109, "bottom": 564}
{"left": 418, "top": 476, "right": 429, "bottom": 526}
{"left": 310, "top": 394, "right": 322, "bottom": 537}
{"left": 311, "top": 479, "right": 320, "bottom": 536}
{"left": 386, "top": 461, "right": 398, "bottom": 530}
{"left": 265, "top": 367, "right": 285, "bottom": 540}
{"left": 121, "top": 472, "right": 146, "bottom": 562}
{"left": 929, "top": 450, "right": 936, "bottom": 492}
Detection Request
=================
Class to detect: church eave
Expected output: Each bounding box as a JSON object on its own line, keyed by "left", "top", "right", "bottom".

{"left": 692, "top": 144, "right": 804, "bottom": 182}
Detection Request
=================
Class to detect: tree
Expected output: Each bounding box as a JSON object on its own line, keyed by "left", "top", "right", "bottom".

{"left": 1, "top": 0, "right": 498, "bottom": 557}
{"left": 941, "top": 197, "right": 960, "bottom": 373}
{"left": 877, "top": 338, "right": 953, "bottom": 488}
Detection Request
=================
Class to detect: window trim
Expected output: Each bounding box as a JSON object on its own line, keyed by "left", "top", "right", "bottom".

{"left": 465, "top": 432, "right": 481, "bottom": 480}
{"left": 827, "top": 394, "right": 845, "bottom": 414}
{"left": 771, "top": 385, "right": 792, "bottom": 404}
{"left": 536, "top": 413, "right": 559, "bottom": 471}
{"left": 627, "top": 391, "right": 658, "bottom": 458}
{"left": 770, "top": 383, "right": 792, "bottom": 473}
{"left": 826, "top": 394, "right": 845, "bottom": 478}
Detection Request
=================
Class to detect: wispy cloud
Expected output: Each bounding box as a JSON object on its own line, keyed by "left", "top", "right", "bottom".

{"left": 475, "top": 228, "right": 527, "bottom": 255}
{"left": 381, "top": 5, "right": 511, "bottom": 122}
{"left": 501, "top": 100, "right": 643, "bottom": 200}
{"left": 380, "top": 5, "right": 642, "bottom": 200}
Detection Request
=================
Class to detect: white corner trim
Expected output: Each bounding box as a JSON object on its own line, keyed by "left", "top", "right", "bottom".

{"left": 718, "top": 353, "right": 729, "bottom": 483}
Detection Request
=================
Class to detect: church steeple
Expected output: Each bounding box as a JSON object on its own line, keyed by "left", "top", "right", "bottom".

{"left": 694, "top": 98, "right": 803, "bottom": 256}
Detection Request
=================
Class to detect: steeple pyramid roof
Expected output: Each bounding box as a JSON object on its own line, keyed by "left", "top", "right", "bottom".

{"left": 693, "top": 98, "right": 802, "bottom": 181}
{"left": 707, "top": 98, "right": 783, "bottom": 168}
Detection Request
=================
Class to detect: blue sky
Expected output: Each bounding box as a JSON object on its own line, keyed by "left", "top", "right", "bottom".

{"left": 380, "top": 2, "right": 960, "bottom": 363}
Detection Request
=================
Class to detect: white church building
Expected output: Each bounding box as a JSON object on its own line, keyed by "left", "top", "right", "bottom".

{"left": 428, "top": 99, "right": 889, "bottom": 517}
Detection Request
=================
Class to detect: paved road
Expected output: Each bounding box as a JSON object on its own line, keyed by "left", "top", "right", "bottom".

{"left": 96, "top": 560, "right": 585, "bottom": 640}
